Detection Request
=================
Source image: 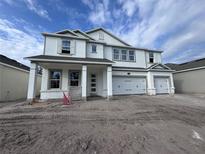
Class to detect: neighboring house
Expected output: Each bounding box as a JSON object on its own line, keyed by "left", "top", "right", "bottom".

{"left": 26, "top": 28, "right": 175, "bottom": 101}
{"left": 166, "top": 58, "right": 205, "bottom": 94}
{"left": 0, "top": 54, "right": 41, "bottom": 102}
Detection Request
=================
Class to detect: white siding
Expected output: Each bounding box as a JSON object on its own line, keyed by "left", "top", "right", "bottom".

{"left": 174, "top": 69, "right": 205, "bottom": 94}
{"left": 86, "top": 43, "right": 104, "bottom": 59}
{"left": 44, "top": 36, "right": 86, "bottom": 58}
{"left": 0, "top": 64, "right": 41, "bottom": 102}
{"left": 146, "top": 52, "right": 162, "bottom": 67}
{"left": 87, "top": 30, "right": 128, "bottom": 46}
{"left": 104, "top": 47, "right": 146, "bottom": 68}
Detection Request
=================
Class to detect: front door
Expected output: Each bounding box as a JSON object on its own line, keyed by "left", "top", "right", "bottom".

{"left": 90, "top": 73, "right": 97, "bottom": 96}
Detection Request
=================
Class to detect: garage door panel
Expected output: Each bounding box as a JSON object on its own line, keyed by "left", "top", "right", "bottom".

{"left": 154, "top": 77, "right": 169, "bottom": 94}
{"left": 113, "top": 76, "right": 146, "bottom": 95}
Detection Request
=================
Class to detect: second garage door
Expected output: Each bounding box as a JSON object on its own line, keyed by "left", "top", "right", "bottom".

{"left": 154, "top": 77, "right": 169, "bottom": 94}
{"left": 113, "top": 76, "right": 146, "bottom": 95}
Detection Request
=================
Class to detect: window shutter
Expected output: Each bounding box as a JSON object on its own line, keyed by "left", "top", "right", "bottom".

{"left": 70, "top": 40, "right": 76, "bottom": 55}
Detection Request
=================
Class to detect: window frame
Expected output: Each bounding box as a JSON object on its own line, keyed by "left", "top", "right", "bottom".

{"left": 149, "top": 52, "right": 154, "bottom": 63}
{"left": 121, "top": 50, "right": 127, "bottom": 61}
{"left": 91, "top": 44, "right": 97, "bottom": 53}
{"left": 113, "top": 48, "right": 120, "bottom": 60}
{"left": 49, "top": 70, "right": 62, "bottom": 89}
{"left": 61, "top": 39, "right": 71, "bottom": 54}
{"left": 128, "top": 50, "right": 135, "bottom": 61}
{"left": 113, "top": 48, "right": 135, "bottom": 62}
{"left": 69, "top": 71, "right": 80, "bottom": 87}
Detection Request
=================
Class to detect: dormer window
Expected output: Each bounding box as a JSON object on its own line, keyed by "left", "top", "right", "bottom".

{"left": 62, "top": 39, "right": 70, "bottom": 54}
{"left": 149, "top": 52, "right": 154, "bottom": 63}
{"left": 91, "top": 44, "right": 97, "bottom": 53}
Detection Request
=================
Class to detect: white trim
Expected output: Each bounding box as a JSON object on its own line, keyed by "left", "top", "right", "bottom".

{"left": 42, "top": 33, "right": 89, "bottom": 40}
{"left": 0, "top": 62, "right": 41, "bottom": 77}
{"left": 55, "top": 29, "right": 79, "bottom": 36}
{"left": 174, "top": 66, "right": 205, "bottom": 73}
{"left": 28, "top": 58, "right": 113, "bottom": 65}
{"left": 0, "top": 62, "right": 29, "bottom": 73}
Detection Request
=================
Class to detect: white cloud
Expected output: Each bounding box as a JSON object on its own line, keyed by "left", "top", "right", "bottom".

{"left": 114, "top": 0, "right": 205, "bottom": 63}
{"left": 82, "top": 0, "right": 111, "bottom": 25}
{"left": 0, "top": 0, "right": 51, "bottom": 20}
{"left": 24, "top": 0, "right": 51, "bottom": 21}
{"left": 0, "top": 18, "right": 43, "bottom": 66}
{"left": 118, "top": 0, "right": 138, "bottom": 17}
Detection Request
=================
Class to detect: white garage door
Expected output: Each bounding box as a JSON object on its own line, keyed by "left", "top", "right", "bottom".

{"left": 154, "top": 77, "right": 169, "bottom": 94}
{"left": 113, "top": 76, "right": 146, "bottom": 95}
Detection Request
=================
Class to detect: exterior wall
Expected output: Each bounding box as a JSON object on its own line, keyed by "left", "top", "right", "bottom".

{"left": 145, "top": 52, "right": 162, "bottom": 67}
{"left": 40, "top": 65, "right": 82, "bottom": 100}
{"left": 44, "top": 36, "right": 86, "bottom": 58}
{"left": 112, "top": 70, "right": 174, "bottom": 95}
{"left": 0, "top": 64, "right": 41, "bottom": 102}
{"left": 86, "top": 43, "right": 104, "bottom": 59}
{"left": 87, "top": 30, "right": 128, "bottom": 46}
{"left": 40, "top": 65, "right": 108, "bottom": 100}
{"left": 104, "top": 47, "right": 147, "bottom": 68}
{"left": 173, "top": 69, "right": 205, "bottom": 94}
{"left": 147, "top": 71, "right": 175, "bottom": 95}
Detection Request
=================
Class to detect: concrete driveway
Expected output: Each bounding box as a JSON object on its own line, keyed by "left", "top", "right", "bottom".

{"left": 0, "top": 94, "right": 205, "bottom": 154}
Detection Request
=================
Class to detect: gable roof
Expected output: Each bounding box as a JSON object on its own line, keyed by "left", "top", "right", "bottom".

{"left": 86, "top": 27, "right": 131, "bottom": 46}
{"left": 55, "top": 29, "right": 79, "bottom": 37}
{"left": 42, "top": 32, "right": 89, "bottom": 40}
{"left": 166, "top": 57, "right": 205, "bottom": 71}
{"left": 0, "top": 54, "right": 29, "bottom": 71}
{"left": 147, "top": 63, "right": 173, "bottom": 71}
{"left": 73, "top": 29, "right": 95, "bottom": 40}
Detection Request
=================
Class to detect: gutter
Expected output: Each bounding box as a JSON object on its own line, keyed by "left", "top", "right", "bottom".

{"left": 174, "top": 66, "right": 205, "bottom": 73}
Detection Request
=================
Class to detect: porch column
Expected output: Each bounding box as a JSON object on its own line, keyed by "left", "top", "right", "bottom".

{"left": 27, "top": 62, "right": 37, "bottom": 102}
{"left": 40, "top": 68, "right": 48, "bottom": 92}
{"left": 107, "top": 66, "right": 113, "bottom": 100}
{"left": 170, "top": 74, "right": 175, "bottom": 95}
{"left": 81, "top": 65, "right": 87, "bottom": 101}
{"left": 147, "top": 72, "right": 156, "bottom": 95}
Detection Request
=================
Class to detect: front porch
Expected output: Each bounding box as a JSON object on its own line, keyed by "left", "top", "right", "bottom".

{"left": 27, "top": 61, "right": 113, "bottom": 102}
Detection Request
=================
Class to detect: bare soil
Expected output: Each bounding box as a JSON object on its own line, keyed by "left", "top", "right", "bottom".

{"left": 0, "top": 94, "right": 205, "bottom": 154}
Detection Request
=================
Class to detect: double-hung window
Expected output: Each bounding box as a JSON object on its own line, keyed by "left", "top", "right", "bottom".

{"left": 70, "top": 71, "right": 80, "bottom": 86}
{"left": 121, "top": 50, "right": 127, "bottom": 61}
{"left": 128, "top": 50, "right": 135, "bottom": 61}
{"left": 113, "top": 49, "right": 120, "bottom": 60}
{"left": 49, "top": 70, "right": 61, "bottom": 89}
{"left": 113, "top": 48, "right": 135, "bottom": 61}
{"left": 91, "top": 44, "right": 97, "bottom": 53}
{"left": 62, "top": 39, "right": 70, "bottom": 54}
{"left": 149, "top": 52, "right": 154, "bottom": 63}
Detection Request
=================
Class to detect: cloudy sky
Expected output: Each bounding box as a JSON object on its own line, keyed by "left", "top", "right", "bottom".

{"left": 0, "top": 0, "right": 205, "bottom": 65}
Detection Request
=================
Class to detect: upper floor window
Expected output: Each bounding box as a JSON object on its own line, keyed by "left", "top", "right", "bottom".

{"left": 49, "top": 70, "right": 61, "bottom": 89}
{"left": 113, "top": 48, "right": 135, "bottom": 62}
{"left": 121, "top": 50, "right": 127, "bottom": 61}
{"left": 62, "top": 39, "right": 70, "bottom": 54}
{"left": 91, "top": 44, "right": 97, "bottom": 53}
{"left": 113, "top": 49, "right": 120, "bottom": 60}
{"left": 70, "top": 71, "right": 80, "bottom": 86}
{"left": 149, "top": 52, "right": 154, "bottom": 63}
{"left": 129, "top": 50, "right": 135, "bottom": 61}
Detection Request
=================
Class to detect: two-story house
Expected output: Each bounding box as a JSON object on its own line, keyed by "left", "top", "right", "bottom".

{"left": 26, "top": 27, "right": 175, "bottom": 101}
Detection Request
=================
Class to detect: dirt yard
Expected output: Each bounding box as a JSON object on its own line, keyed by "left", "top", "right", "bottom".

{"left": 0, "top": 94, "right": 205, "bottom": 154}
